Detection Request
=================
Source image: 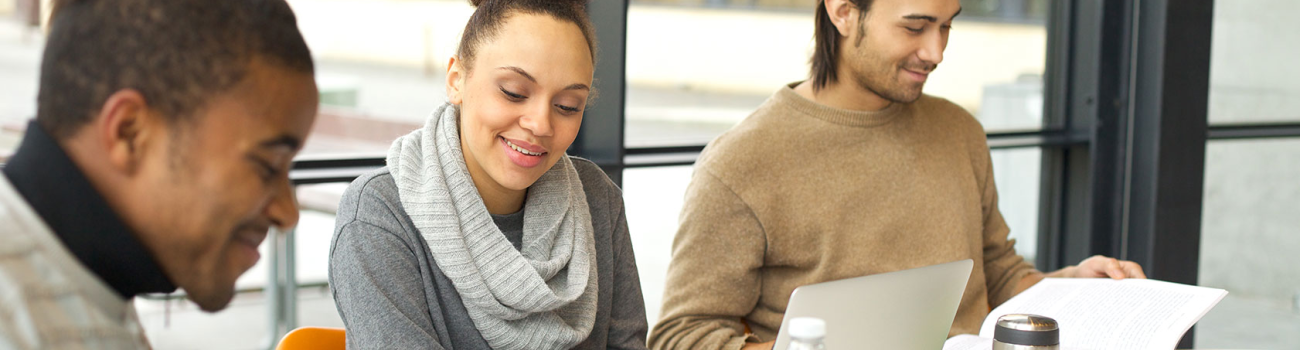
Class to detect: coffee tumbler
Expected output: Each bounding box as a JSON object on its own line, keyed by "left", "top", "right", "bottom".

{"left": 992, "top": 314, "right": 1060, "bottom": 350}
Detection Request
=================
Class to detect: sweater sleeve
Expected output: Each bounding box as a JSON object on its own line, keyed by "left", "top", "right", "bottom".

{"left": 974, "top": 138, "right": 1037, "bottom": 309}
{"left": 330, "top": 220, "right": 446, "bottom": 350}
{"left": 649, "top": 169, "right": 765, "bottom": 350}
{"left": 607, "top": 197, "right": 651, "bottom": 350}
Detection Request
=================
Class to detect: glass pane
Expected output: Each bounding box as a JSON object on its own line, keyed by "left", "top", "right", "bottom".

{"left": 0, "top": 1, "right": 473, "bottom": 160}
{"left": 0, "top": 15, "right": 42, "bottom": 161}
{"left": 1196, "top": 139, "right": 1300, "bottom": 348}
{"left": 624, "top": 147, "right": 1042, "bottom": 323}
{"left": 292, "top": 0, "right": 471, "bottom": 158}
{"left": 624, "top": 0, "right": 1049, "bottom": 148}
{"left": 1208, "top": 0, "right": 1300, "bottom": 124}
{"left": 991, "top": 147, "right": 1041, "bottom": 265}
{"left": 623, "top": 165, "right": 694, "bottom": 325}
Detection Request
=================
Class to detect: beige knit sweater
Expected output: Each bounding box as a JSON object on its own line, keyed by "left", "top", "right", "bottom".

{"left": 648, "top": 84, "right": 1037, "bottom": 350}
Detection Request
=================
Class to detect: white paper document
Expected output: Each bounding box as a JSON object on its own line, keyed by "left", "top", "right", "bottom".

{"left": 942, "top": 334, "right": 993, "bottom": 350}
{"left": 942, "top": 278, "right": 1227, "bottom": 350}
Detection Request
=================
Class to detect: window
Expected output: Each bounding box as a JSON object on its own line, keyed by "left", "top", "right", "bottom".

{"left": 1194, "top": 2, "right": 1300, "bottom": 345}
{"left": 1206, "top": 0, "right": 1300, "bottom": 125}
{"left": 991, "top": 147, "right": 1041, "bottom": 265}
{"left": 8, "top": 1, "right": 1255, "bottom": 348}
{"left": 0, "top": 10, "right": 41, "bottom": 160}
{"left": 291, "top": 0, "right": 472, "bottom": 159}
{"left": 623, "top": 4, "right": 807, "bottom": 147}
{"left": 623, "top": 0, "right": 1050, "bottom": 148}
{"left": 1196, "top": 139, "right": 1300, "bottom": 349}
{"left": 623, "top": 165, "right": 693, "bottom": 324}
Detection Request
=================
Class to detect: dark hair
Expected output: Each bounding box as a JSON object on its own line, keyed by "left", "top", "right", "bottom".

{"left": 37, "top": 0, "right": 314, "bottom": 139}
{"left": 811, "top": 0, "right": 874, "bottom": 91}
{"left": 456, "top": 0, "right": 596, "bottom": 72}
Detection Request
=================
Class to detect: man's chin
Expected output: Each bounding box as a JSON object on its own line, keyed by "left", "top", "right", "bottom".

{"left": 883, "top": 81, "right": 925, "bottom": 102}
{"left": 893, "top": 81, "right": 927, "bottom": 103}
{"left": 858, "top": 77, "right": 924, "bottom": 105}
{"left": 188, "top": 288, "right": 236, "bottom": 312}
{"left": 884, "top": 89, "right": 924, "bottom": 104}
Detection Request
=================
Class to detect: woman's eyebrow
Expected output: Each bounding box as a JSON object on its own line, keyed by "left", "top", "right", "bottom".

{"left": 497, "top": 66, "right": 536, "bottom": 83}
{"left": 497, "top": 66, "right": 589, "bottom": 91}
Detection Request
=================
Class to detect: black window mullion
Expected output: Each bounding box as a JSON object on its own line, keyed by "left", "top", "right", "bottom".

{"left": 1207, "top": 123, "right": 1300, "bottom": 140}
{"left": 1123, "top": 0, "right": 1214, "bottom": 290}
{"left": 1038, "top": 0, "right": 1136, "bottom": 272}
{"left": 572, "top": 0, "right": 629, "bottom": 186}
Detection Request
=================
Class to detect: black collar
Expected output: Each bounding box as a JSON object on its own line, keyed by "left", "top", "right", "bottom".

{"left": 2, "top": 121, "right": 176, "bottom": 298}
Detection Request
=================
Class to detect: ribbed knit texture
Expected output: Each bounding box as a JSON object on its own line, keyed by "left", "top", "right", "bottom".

{"left": 386, "top": 103, "right": 598, "bottom": 349}
{"left": 648, "top": 84, "right": 1037, "bottom": 350}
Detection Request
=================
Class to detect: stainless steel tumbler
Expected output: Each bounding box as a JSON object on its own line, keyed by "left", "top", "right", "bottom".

{"left": 992, "top": 314, "right": 1060, "bottom": 350}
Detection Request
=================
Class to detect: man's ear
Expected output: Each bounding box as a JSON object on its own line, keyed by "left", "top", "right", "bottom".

{"left": 95, "top": 89, "right": 158, "bottom": 175}
{"left": 825, "top": 0, "right": 860, "bottom": 38}
{"left": 446, "top": 56, "right": 466, "bottom": 106}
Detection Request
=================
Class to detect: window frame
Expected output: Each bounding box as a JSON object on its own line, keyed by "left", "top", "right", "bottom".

{"left": 269, "top": 1, "right": 1300, "bottom": 348}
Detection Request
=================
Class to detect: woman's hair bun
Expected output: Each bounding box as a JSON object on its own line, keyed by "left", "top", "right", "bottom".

{"left": 469, "top": 0, "right": 587, "bottom": 9}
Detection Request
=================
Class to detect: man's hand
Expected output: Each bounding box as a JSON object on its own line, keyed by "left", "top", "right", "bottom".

{"left": 1057, "top": 255, "right": 1147, "bottom": 279}
{"left": 741, "top": 340, "right": 775, "bottom": 350}
{"left": 1018, "top": 255, "right": 1147, "bottom": 294}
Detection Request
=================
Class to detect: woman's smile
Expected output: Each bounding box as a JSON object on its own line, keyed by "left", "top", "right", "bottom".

{"left": 500, "top": 136, "right": 547, "bottom": 168}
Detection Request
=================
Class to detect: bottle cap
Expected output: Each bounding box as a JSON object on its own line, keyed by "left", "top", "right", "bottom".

{"left": 993, "top": 314, "right": 1059, "bottom": 346}
{"left": 788, "top": 317, "right": 825, "bottom": 339}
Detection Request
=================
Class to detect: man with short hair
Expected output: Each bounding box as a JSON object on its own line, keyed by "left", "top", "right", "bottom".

{"left": 648, "top": 0, "right": 1145, "bottom": 349}
{"left": 0, "top": 0, "right": 318, "bottom": 347}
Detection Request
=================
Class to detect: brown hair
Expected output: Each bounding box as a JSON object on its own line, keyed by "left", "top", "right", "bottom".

{"left": 811, "top": 0, "right": 875, "bottom": 91}
{"left": 457, "top": 0, "right": 596, "bottom": 72}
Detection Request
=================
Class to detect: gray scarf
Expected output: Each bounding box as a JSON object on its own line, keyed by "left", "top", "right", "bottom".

{"left": 387, "top": 103, "right": 598, "bottom": 349}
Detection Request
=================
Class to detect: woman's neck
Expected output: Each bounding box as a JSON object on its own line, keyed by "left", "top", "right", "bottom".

{"left": 462, "top": 138, "right": 526, "bottom": 215}
{"left": 474, "top": 175, "right": 525, "bottom": 215}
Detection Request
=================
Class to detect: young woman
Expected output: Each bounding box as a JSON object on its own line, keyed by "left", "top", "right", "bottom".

{"left": 328, "top": 1, "right": 647, "bottom": 349}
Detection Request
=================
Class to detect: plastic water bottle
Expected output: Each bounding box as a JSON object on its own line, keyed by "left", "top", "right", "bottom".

{"left": 787, "top": 317, "right": 827, "bottom": 350}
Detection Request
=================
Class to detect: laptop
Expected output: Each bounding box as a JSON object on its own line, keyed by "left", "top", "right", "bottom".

{"left": 772, "top": 259, "right": 974, "bottom": 350}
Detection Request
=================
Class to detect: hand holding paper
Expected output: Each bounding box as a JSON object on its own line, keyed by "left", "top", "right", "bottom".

{"left": 1070, "top": 255, "right": 1148, "bottom": 279}
{"left": 944, "top": 278, "right": 1226, "bottom": 350}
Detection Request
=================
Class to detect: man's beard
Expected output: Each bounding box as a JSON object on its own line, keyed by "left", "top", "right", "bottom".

{"left": 853, "top": 59, "right": 936, "bottom": 104}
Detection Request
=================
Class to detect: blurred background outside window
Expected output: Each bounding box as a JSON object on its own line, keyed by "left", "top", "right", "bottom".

{"left": 0, "top": 0, "right": 1057, "bottom": 347}
{"left": 1195, "top": 0, "right": 1300, "bottom": 347}
{"left": 1, "top": 0, "right": 1295, "bottom": 349}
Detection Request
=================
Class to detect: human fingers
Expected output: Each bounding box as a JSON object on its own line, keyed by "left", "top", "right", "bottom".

{"left": 1119, "top": 260, "right": 1147, "bottom": 279}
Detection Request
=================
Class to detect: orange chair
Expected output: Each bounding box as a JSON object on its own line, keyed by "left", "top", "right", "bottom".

{"left": 276, "top": 327, "right": 346, "bottom": 350}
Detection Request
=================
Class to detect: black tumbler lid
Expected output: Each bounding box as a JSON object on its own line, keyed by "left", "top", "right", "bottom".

{"left": 993, "top": 314, "right": 1060, "bottom": 346}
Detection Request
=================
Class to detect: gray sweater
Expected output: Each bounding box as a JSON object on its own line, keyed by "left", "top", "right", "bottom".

{"left": 329, "top": 157, "right": 648, "bottom": 349}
